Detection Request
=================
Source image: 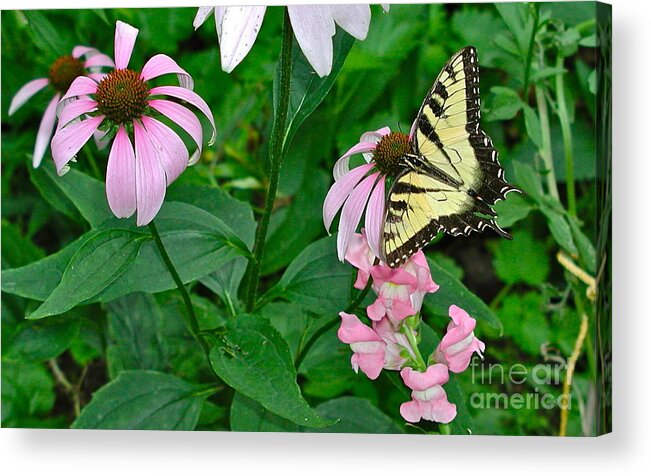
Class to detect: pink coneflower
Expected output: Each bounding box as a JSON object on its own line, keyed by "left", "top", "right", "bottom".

{"left": 8, "top": 46, "right": 114, "bottom": 168}
{"left": 323, "top": 126, "right": 412, "bottom": 262}
{"left": 51, "top": 21, "right": 216, "bottom": 226}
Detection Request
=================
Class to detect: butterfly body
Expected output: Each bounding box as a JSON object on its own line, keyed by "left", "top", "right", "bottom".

{"left": 380, "top": 46, "right": 520, "bottom": 268}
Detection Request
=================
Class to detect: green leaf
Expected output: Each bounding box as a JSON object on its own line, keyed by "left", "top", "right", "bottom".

{"left": 73, "top": 371, "right": 213, "bottom": 430}
{"left": 495, "top": 2, "right": 534, "bottom": 58}
{"left": 262, "top": 168, "right": 330, "bottom": 275}
{"left": 523, "top": 104, "right": 543, "bottom": 149}
{"left": 1, "top": 221, "right": 45, "bottom": 268}
{"left": 97, "top": 206, "right": 249, "bottom": 302}
{"left": 307, "top": 397, "right": 405, "bottom": 434}
{"left": 4, "top": 315, "right": 81, "bottom": 361}
{"left": 209, "top": 314, "right": 331, "bottom": 428}
{"left": 494, "top": 192, "right": 535, "bottom": 228}
{"left": 485, "top": 86, "right": 522, "bottom": 121}
{"left": 499, "top": 292, "right": 551, "bottom": 355}
{"left": 28, "top": 229, "right": 147, "bottom": 319}
{"left": 256, "top": 301, "right": 310, "bottom": 360}
{"left": 280, "top": 29, "right": 355, "bottom": 154}
{"left": 539, "top": 199, "right": 579, "bottom": 256}
{"left": 230, "top": 392, "right": 299, "bottom": 432}
{"left": 32, "top": 162, "right": 112, "bottom": 227}
{"left": 424, "top": 258, "right": 502, "bottom": 330}
{"left": 568, "top": 216, "right": 597, "bottom": 274}
{"left": 1, "top": 359, "right": 55, "bottom": 427}
{"left": 23, "top": 11, "right": 67, "bottom": 57}
{"left": 261, "top": 236, "right": 352, "bottom": 316}
{"left": 1, "top": 236, "right": 84, "bottom": 301}
{"left": 105, "top": 293, "right": 167, "bottom": 378}
{"left": 513, "top": 161, "right": 545, "bottom": 201}
{"left": 491, "top": 229, "right": 550, "bottom": 286}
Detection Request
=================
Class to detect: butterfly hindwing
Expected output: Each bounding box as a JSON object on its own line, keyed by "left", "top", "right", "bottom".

{"left": 382, "top": 46, "right": 519, "bottom": 268}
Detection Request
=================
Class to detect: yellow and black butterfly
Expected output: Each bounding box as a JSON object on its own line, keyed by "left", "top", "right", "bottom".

{"left": 382, "top": 46, "right": 520, "bottom": 268}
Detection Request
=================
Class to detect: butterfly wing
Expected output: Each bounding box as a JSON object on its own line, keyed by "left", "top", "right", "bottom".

{"left": 382, "top": 46, "right": 519, "bottom": 268}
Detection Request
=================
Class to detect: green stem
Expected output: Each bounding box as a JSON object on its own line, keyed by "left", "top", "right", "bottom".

{"left": 82, "top": 144, "right": 102, "bottom": 180}
{"left": 403, "top": 316, "right": 427, "bottom": 372}
{"left": 149, "top": 221, "right": 205, "bottom": 351}
{"left": 555, "top": 54, "right": 577, "bottom": 216}
{"left": 490, "top": 282, "right": 513, "bottom": 310}
{"left": 522, "top": 3, "right": 539, "bottom": 98}
{"left": 535, "top": 83, "right": 561, "bottom": 200}
{"left": 244, "top": 10, "right": 294, "bottom": 312}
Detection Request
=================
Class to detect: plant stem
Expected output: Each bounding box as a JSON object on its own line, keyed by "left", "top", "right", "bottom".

{"left": 535, "top": 84, "right": 560, "bottom": 200}
{"left": 403, "top": 320, "right": 427, "bottom": 372}
{"left": 555, "top": 54, "right": 577, "bottom": 216}
{"left": 244, "top": 10, "right": 294, "bottom": 312}
{"left": 148, "top": 221, "right": 205, "bottom": 351}
{"left": 522, "top": 3, "right": 539, "bottom": 97}
{"left": 559, "top": 312, "right": 589, "bottom": 436}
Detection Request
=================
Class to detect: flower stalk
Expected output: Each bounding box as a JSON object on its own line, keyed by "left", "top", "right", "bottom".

{"left": 245, "top": 9, "right": 294, "bottom": 312}
{"left": 148, "top": 221, "right": 205, "bottom": 351}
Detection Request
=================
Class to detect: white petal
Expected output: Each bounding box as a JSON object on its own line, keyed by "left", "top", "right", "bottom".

{"left": 288, "top": 5, "right": 335, "bottom": 77}
{"left": 331, "top": 4, "right": 371, "bottom": 41}
{"left": 193, "top": 7, "right": 214, "bottom": 29}
{"left": 218, "top": 6, "right": 266, "bottom": 73}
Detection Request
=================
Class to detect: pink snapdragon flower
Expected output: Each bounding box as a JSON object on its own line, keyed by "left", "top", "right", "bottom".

{"left": 8, "top": 46, "right": 114, "bottom": 168}
{"left": 323, "top": 126, "right": 415, "bottom": 262}
{"left": 337, "top": 312, "right": 386, "bottom": 380}
{"left": 51, "top": 21, "right": 216, "bottom": 226}
{"left": 344, "top": 232, "right": 439, "bottom": 323}
{"left": 434, "top": 305, "right": 486, "bottom": 373}
{"left": 399, "top": 365, "right": 457, "bottom": 424}
{"left": 372, "top": 317, "right": 410, "bottom": 370}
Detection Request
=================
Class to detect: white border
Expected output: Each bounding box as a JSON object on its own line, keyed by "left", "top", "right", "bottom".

{"left": 2, "top": 0, "right": 650, "bottom": 475}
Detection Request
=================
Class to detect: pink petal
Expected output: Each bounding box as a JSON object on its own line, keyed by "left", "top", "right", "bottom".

{"left": 337, "top": 312, "right": 382, "bottom": 344}
{"left": 337, "top": 172, "right": 380, "bottom": 262}
{"left": 56, "top": 97, "right": 97, "bottom": 131}
{"left": 140, "top": 54, "right": 193, "bottom": 90}
{"left": 323, "top": 162, "right": 374, "bottom": 232}
{"left": 365, "top": 175, "right": 386, "bottom": 260}
{"left": 133, "top": 121, "right": 167, "bottom": 226}
{"left": 400, "top": 364, "right": 449, "bottom": 391}
{"left": 59, "top": 76, "right": 99, "bottom": 103}
{"left": 140, "top": 116, "right": 189, "bottom": 185}
{"left": 114, "top": 21, "right": 139, "bottom": 69}
{"left": 106, "top": 125, "right": 137, "bottom": 218}
{"left": 149, "top": 86, "right": 216, "bottom": 145}
{"left": 331, "top": 4, "right": 371, "bottom": 41}
{"left": 51, "top": 115, "right": 105, "bottom": 174}
{"left": 32, "top": 93, "right": 60, "bottom": 168}
{"left": 93, "top": 129, "right": 110, "bottom": 151}
{"left": 84, "top": 53, "right": 115, "bottom": 69}
{"left": 288, "top": 5, "right": 335, "bottom": 77}
{"left": 367, "top": 298, "right": 387, "bottom": 321}
{"left": 399, "top": 400, "right": 423, "bottom": 423}
{"left": 87, "top": 73, "right": 107, "bottom": 83}
{"left": 351, "top": 349, "right": 384, "bottom": 380}
{"left": 149, "top": 99, "right": 203, "bottom": 165}
{"left": 333, "top": 141, "right": 377, "bottom": 181}
{"left": 8, "top": 78, "right": 49, "bottom": 115}
{"left": 193, "top": 7, "right": 214, "bottom": 29}
{"left": 72, "top": 46, "right": 99, "bottom": 59}
{"left": 218, "top": 6, "right": 267, "bottom": 73}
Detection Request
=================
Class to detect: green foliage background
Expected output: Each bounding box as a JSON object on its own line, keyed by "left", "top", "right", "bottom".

{"left": 1, "top": 3, "right": 605, "bottom": 435}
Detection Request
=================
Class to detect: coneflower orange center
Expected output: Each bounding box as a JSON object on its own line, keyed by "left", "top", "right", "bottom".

{"left": 96, "top": 69, "right": 150, "bottom": 124}
{"left": 48, "top": 55, "right": 85, "bottom": 92}
{"left": 372, "top": 132, "right": 411, "bottom": 177}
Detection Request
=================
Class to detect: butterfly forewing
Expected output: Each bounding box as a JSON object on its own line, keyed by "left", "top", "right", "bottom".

{"left": 382, "top": 46, "right": 520, "bottom": 268}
